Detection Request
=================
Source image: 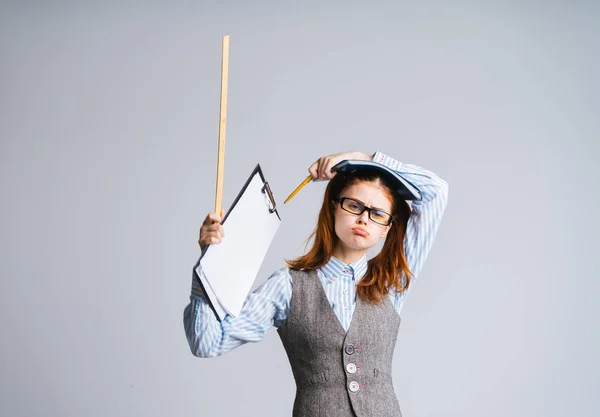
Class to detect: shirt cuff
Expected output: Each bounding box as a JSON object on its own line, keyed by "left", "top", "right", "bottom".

{"left": 372, "top": 151, "right": 403, "bottom": 172}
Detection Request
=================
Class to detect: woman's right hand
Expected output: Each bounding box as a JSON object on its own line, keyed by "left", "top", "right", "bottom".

{"left": 198, "top": 211, "right": 225, "bottom": 251}
{"left": 308, "top": 151, "right": 373, "bottom": 180}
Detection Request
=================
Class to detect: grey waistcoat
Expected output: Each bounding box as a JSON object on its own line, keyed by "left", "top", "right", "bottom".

{"left": 277, "top": 269, "right": 402, "bottom": 417}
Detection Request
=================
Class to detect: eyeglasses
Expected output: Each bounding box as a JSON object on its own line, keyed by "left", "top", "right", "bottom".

{"left": 334, "top": 197, "right": 393, "bottom": 226}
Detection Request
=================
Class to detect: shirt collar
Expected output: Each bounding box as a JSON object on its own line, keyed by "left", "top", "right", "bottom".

{"left": 320, "top": 254, "right": 368, "bottom": 281}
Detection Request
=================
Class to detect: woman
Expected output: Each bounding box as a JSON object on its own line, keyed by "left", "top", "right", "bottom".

{"left": 183, "top": 150, "right": 449, "bottom": 416}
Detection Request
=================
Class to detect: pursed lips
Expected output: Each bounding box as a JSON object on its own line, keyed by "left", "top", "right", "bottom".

{"left": 352, "top": 227, "right": 369, "bottom": 237}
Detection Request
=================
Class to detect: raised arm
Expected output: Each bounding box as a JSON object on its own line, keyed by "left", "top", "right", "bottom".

{"left": 183, "top": 266, "right": 291, "bottom": 357}
{"left": 372, "top": 151, "right": 449, "bottom": 312}
{"left": 183, "top": 211, "right": 292, "bottom": 357}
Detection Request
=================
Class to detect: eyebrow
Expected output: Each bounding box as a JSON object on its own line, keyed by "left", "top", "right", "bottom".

{"left": 348, "top": 197, "right": 389, "bottom": 213}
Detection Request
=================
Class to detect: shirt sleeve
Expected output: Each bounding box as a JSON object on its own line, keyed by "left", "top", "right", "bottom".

{"left": 183, "top": 266, "right": 292, "bottom": 357}
{"left": 372, "top": 151, "right": 449, "bottom": 314}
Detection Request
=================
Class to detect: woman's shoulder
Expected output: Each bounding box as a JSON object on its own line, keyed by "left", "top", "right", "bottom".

{"left": 254, "top": 266, "right": 293, "bottom": 296}
{"left": 268, "top": 266, "right": 293, "bottom": 281}
{"left": 269, "top": 266, "right": 322, "bottom": 281}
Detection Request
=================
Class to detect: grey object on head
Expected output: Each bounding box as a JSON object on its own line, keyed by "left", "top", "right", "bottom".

{"left": 332, "top": 160, "right": 422, "bottom": 201}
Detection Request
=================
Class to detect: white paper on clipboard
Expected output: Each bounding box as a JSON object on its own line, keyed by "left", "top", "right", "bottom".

{"left": 195, "top": 164, "right": 281, "bottom": 320}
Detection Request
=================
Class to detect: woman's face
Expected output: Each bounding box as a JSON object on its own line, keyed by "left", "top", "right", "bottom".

{"left": 333, "top": 180, "right": 394, "bottom": 254}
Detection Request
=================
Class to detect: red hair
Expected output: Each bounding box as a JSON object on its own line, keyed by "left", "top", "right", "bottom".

{"left": 286, "top": 170, "right": 413, "bottom": 304}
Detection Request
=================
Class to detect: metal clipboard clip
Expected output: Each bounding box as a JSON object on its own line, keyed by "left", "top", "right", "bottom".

{"left": 261, "top": 182, "right": 277, "bottom": 214}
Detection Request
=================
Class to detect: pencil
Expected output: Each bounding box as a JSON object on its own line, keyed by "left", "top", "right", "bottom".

{"left": 284, "top": 175, "right": 313, "bottom": 204}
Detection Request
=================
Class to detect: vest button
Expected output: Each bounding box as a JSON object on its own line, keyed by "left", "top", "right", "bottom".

{"left": 345, "top": 344, "right": 355, "bottom": 355}
{"left": 348, "top": 381, "right": 360, "bottom": 392}
{"left": 346, "top": 363, "right": 357, "bottom": 374}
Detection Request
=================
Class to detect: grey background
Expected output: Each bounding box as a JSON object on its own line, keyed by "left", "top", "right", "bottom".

{"left": 1, "top": 1, "right": 598, "bottom": 416}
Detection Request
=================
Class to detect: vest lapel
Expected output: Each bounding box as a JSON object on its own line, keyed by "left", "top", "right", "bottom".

{"left": 311, "top": 269, "right": 362, "bottom": 337}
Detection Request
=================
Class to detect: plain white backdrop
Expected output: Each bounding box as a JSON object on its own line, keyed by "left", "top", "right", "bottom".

{"left": 1, "top": 1, "right": 598, "bottom": 416}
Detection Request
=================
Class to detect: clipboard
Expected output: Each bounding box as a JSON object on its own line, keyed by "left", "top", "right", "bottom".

{"left": 193, "top": 164, "right": 281, "bottom": 321}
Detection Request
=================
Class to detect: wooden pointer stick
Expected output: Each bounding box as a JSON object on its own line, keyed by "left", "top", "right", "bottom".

{"left": 215, "top": 35, "right": 230, "bottom": 216}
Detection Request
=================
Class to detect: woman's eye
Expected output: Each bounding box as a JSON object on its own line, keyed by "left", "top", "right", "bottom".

{"left": 347, "top": 202, "right": 362, "bottom": 211}
{"left": 372, "top": 211, "right": 385, "bottom": 219}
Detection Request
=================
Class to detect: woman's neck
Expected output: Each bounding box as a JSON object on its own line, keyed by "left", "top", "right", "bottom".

{"left": 332, "top": 246, "right": 367, "bottom": 266}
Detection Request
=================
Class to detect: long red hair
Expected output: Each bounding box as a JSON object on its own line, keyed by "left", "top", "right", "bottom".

{"left": 286, "top": 169, "right": 413, "bottom": 304}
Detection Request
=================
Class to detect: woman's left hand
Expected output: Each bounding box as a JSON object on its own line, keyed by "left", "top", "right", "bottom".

{"left": 308, "top": 151, "right": 373, "bottom": 180}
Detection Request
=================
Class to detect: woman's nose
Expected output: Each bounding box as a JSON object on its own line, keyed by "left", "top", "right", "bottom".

{"left": 357, "top": 210, "right": 370, "bottom": 224}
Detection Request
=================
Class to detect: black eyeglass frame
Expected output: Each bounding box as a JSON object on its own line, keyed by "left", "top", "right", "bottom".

{"left": 333, "top": 197, "right": 394, "bottom": 226}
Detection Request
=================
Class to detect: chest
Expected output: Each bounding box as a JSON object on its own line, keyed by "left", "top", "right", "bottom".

{"left": 317, "top": 270, "right": 397, "bottom": 332}
{"left": 283, "top": 270, "right": 401, "bottom": 351}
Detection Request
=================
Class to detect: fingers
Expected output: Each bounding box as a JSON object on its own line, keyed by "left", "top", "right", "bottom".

{"left": 317, "top": 157, "right": 326, "bottom": 178}
{"left": 203, "top": 212, "right": 222, "bottom": 226}
{"left": 308, "top": 161, "right": 319, "bottom": 179}
{"left": 199, "top": 212, "right": 225, "bottom": 250}
{"left": 309, "top": 157, "right": 337, "bottom": 180}
{"left": 321, "top": 158, "right": 337, "bottom": 180}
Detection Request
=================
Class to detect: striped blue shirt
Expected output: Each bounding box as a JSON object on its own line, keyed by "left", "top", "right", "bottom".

{"left": 184, "top": 151, "right": 449, "bottom": 357}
